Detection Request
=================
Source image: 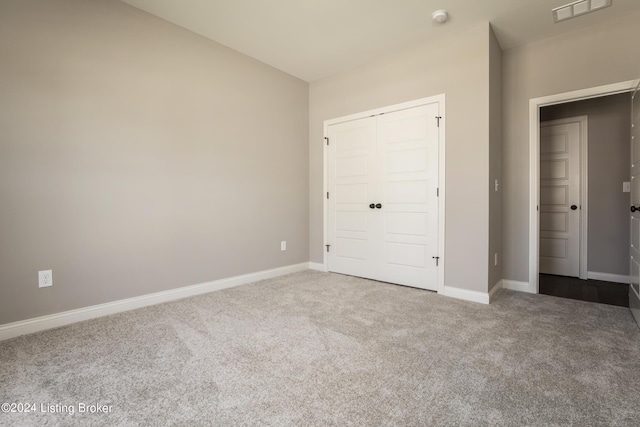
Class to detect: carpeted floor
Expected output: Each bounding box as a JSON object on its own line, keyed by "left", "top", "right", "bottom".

{"left": 1, "top": 270, "right": 639, "bottom": 426}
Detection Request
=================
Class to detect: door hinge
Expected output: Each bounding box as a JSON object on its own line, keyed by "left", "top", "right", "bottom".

{"left": 324, "top": 137, "right": 329, "bottom": 145}
{"left": 432, "top": 256, "right": 440, "bottom": 266}
{"left": 326, "top": 244, "right": 331, "bottom": 252}
{"left": 437, "top": 188, "right": 439, "bottom": 197}
{"left": 436, "top": 116, "right": 442, "bottom": 127}
{"left": 327, "top": 192, "right": 329, "bottom": 199}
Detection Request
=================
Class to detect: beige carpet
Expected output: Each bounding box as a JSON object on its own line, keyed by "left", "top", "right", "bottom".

{"left": 1, "top": 270, "right": 639, "bottom": 426}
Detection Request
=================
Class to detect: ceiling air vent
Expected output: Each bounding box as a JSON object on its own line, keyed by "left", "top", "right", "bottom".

{"left": 552, "top": 0, "right": 612, "bottom": 23}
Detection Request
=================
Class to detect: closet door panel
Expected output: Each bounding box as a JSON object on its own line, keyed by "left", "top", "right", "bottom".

{"left": 377, "top": 104, "right": 439, "bottom": 290}
{"left": 327, "top": 117, "right": 379, "bottom": 280}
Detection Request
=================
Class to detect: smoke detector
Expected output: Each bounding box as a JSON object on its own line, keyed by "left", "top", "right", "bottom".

{"left": 431, "top": 10, "right": 448, "bottom": 24}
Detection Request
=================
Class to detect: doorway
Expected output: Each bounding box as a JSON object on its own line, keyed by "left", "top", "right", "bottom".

{"left": 530, "top": 82, "right": 634, "bottom": 304}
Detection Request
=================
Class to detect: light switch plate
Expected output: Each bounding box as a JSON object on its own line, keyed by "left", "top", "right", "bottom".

{"left": 623, "top": 182, "right": 630, "bottom": 193}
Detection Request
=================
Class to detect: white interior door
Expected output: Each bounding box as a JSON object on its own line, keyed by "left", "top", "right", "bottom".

{"left": 327, "top": 102, "right": 440, "bottom": 291}
{"left": 630, "top": 81, "right": 640, "bottom": 327}
{"left": 327, "top": 117, "right": 378, "bottom": 281}
{"left": 539, "top": 118, "right": 581, "bottom": 277}
{"left": 376, "top": 104, "right": 439, "bottom": 289}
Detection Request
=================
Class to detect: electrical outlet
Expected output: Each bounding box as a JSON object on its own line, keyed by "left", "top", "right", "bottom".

{"left": 280, "top": 241, "right": 287, "bottom": 251}
{"left": 39, "top": 270, "right": 53, "bottom": 288}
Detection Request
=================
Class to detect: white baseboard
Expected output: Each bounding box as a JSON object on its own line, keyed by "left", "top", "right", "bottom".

{"left": 502, "top": 279, "right": 535, "bottom": 294}
{"left": 587, "top": 271, "right": 630, "bottom": 284}
{"left": 440, "top": 285, "right": 490, "bottom": 305}
{"left": 308, "top": 262, "right": 327, "bottom": 272}
{"left": 0, "top": 263, "right": 309, "bottom": 342}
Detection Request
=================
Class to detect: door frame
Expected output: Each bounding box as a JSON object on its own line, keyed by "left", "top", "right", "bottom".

{"left": 322, "top": 94, "right": 446, "bottom": 294}
{"left": 528, "top": 81, "right": 637, "bottom": 293}
{"left": 539, "top": 115, "right": 588, "bottom": 280}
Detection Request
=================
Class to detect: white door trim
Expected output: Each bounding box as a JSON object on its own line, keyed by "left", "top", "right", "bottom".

{"left": 528, "top": 80, "right": 637, "bottom": 293}
{"left": 322, "top": 94, "right": 446, "bottom": 295}
{"left": 540, "top": 115, "right": 588, "bottom": 280}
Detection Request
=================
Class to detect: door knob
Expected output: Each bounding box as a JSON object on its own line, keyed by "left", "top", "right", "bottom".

{"left": 369, "top": 203, "right": 375, "bottom": 209}
{"left": 632, "top": 206, "right": 640, "bottom": 213}
{"left": 375, "top": 203, "right": 382, "bottom": 209}
{"left": 570, "top": 205, "right": 577, "bottom": 210}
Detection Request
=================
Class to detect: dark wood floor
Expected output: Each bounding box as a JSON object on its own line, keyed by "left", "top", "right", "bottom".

{"left": 539, "top": 274, "right": 629, "bottom": 307}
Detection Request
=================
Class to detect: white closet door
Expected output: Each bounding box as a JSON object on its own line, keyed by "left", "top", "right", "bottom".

{"left": 377, "top": 104, "right": 439, "bottom": 290}
{"left": 327, "top": 117, "right": 378, "bottom": 280}
{"left": 327, "top": 102, "right": 440, "bottom": 291}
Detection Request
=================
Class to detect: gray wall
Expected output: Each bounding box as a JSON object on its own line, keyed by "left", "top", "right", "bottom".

{"left": 309, "top": 23, "right": 492, "bottom": 293}
{"left": 502, "top": 10, "right": 640, "bottom": 283}
{"left": 0, "top": 0, "right": 309, "bottom": 325}
{"left": 489, "top": 27, "right": 503, "bottom": 290}
{"left": 540, "top": 93, "right": 631, "bottom": 276}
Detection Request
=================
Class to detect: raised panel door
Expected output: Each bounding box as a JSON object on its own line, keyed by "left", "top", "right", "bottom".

{"left": 327, "top": 117, "right": 378, "bottom": 280}
{"left": 377, "top": 104, "right": 439, "bottom": 290}
{"left": 327, "top": 102, "right": 440, "bottom": 291}
{"left": 539, "top": 120, "right": 581, "bottom": 277}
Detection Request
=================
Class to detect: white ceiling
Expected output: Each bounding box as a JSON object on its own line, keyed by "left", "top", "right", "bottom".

{"left": 120, "top": 0, "right": 640, "bottom": 82}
